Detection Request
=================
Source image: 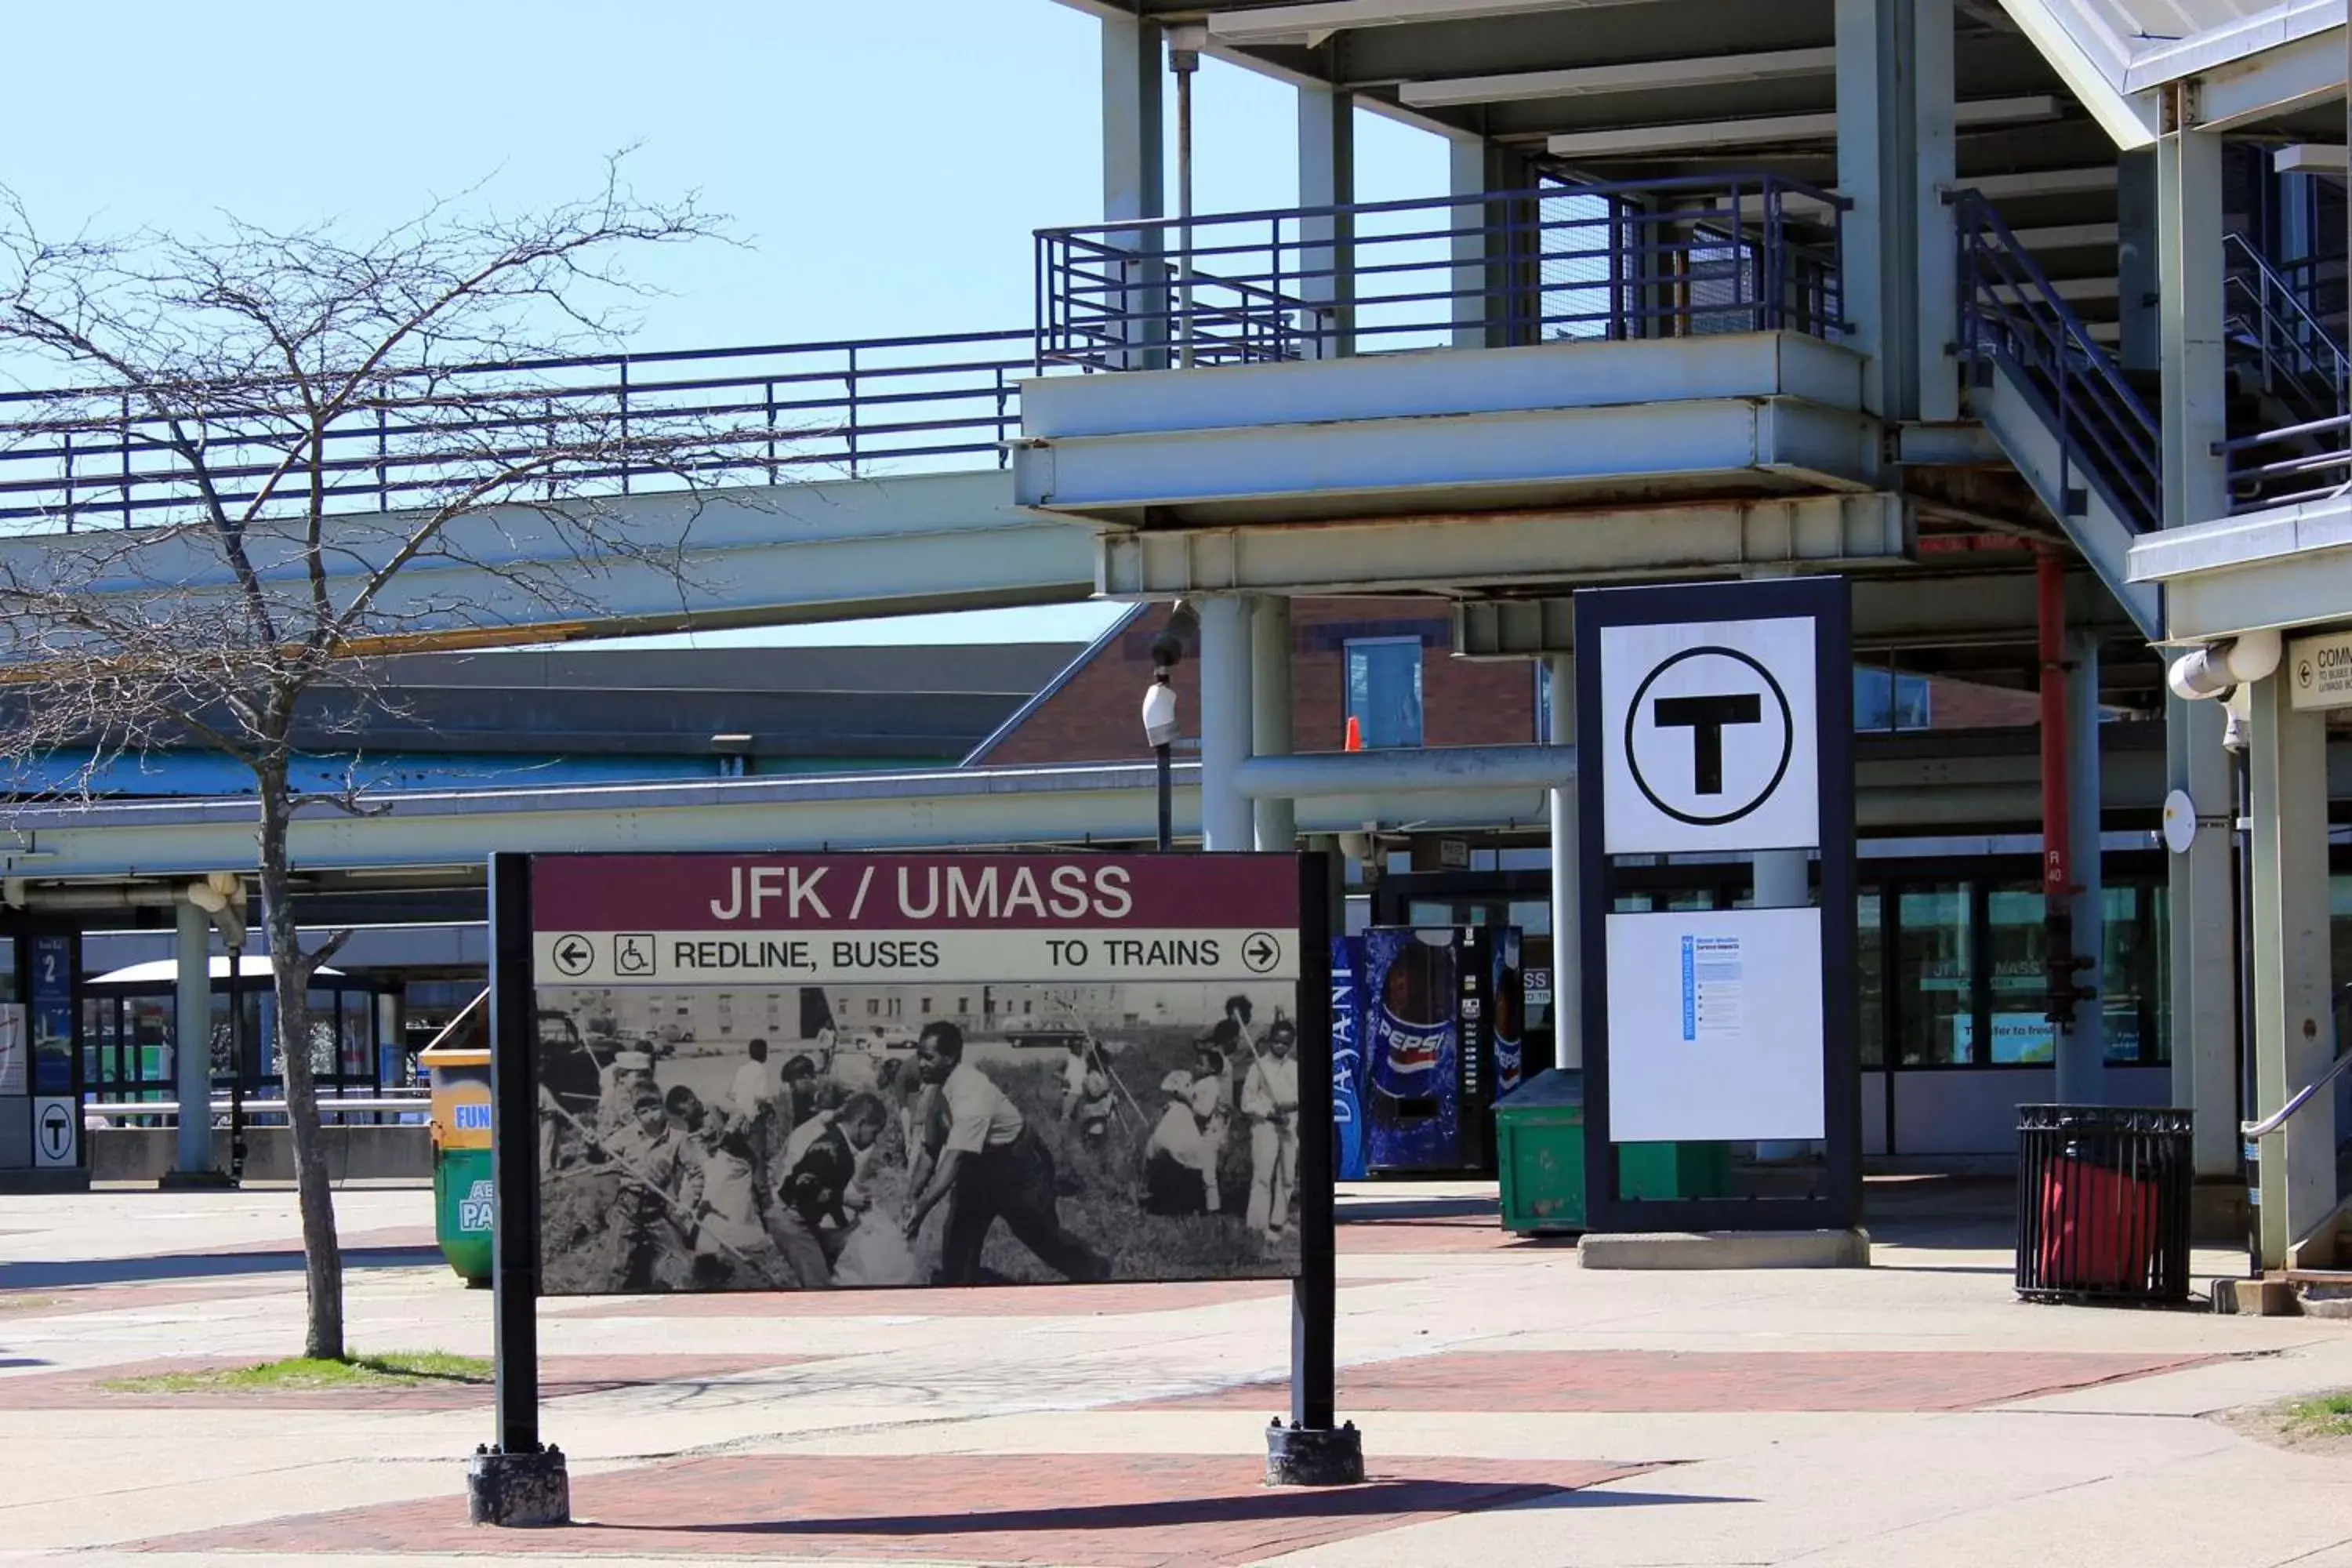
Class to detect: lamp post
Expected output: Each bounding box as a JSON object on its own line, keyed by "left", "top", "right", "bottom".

{"left": 1142, "top": 672, "right": 1178, "bottom": 851}
{"left": 1142, "top": 601, "right": 1200, "bottom": 852}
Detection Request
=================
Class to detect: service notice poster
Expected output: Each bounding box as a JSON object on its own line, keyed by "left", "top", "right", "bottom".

{"left": 531, "top": 853, "right": 1312, "bottom": 1294}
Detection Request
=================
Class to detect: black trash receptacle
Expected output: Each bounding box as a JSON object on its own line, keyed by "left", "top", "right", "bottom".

{"left": 2015, "top": 1105, "right": 2194, "bottom": 1305}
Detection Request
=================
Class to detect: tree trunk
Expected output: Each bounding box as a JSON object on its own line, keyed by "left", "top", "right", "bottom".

{"left": 258, "top": 768, "right": 345, "bottom": 1361}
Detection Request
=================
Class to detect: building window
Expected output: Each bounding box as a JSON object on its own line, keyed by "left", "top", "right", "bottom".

{"left": 1856, "top": 666, "right": 1931, "bottom": 731}
{"left": 1346, "top": 637, "right": 1425, "bottom": 748}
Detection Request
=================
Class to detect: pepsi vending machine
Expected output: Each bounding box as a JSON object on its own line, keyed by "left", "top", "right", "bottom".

{"left": 1351, "top": 927, "right": 1520, "bottom": 1176}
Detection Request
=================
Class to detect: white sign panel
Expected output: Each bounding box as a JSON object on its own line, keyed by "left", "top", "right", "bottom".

{"left": 2288, "top": 630, "right": 2352, "bottom": 711}
{"left": 534, "top": 927, "right": 1294, "bottom": 986}
{"left": 32, "top": 1094, "right": 76, "bottom": 1167}
{"left": 1603, "top": 906, "right": 1825, "bottom": 1143}
{"left": 1600, "top": 616, "right": 1820, "bottom": 854}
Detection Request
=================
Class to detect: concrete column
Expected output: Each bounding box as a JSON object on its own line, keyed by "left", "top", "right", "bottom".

{"left": 2169, "top": 696, "right": 2241, "bottom": 1178}
{"left": 172, "top": 897, "right": 213, "bottom": 1177}
{"left": 2158, "top": 125, "right": 2227, "bottom": 528}
{"left": 1545, "top": 655, "right": 1581, "bottom": 1071}
{"left": 2056, "top": 629, "right": 2106, "bottom": 1104}
{"left": 1198, "top": 596, "right": 1255, "bottom": 852}
{"left": 1253, "top": 597, "right": 1296, "bottom": 851}
{"left": 2157, "top": 121, "right": 2237, "bottom": 1178}
{"left": 1102, "top": 13, "right": 1167, "bottom": 370}
{"left": 2247, "top": 673, "right": 2336, "bottom": 1268}
{"left": 1912, "top": 0, "right": 1959, "bottom": 422}
{"left": 1298, "top": 82, "right": 1355, "bottom": 358}
{"left": 1836, "top": 0, "right": 1920, "bottom": 419}
{"left": 1449, "top": 137, "right": 1525, "bottom": 349}
{"left": 2117, "top": 150, "right": 2160, "bottom": 376}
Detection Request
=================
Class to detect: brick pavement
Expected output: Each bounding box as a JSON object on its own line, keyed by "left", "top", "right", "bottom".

{"left": 0, "top": 1280, "right": 277, "bottom": 1316}
{"left": 0, "top": 1353, "right": 786, "bottom": 1411}
{"left": 1334, "top": 1217, "right": 1550, "bottom": 1255}
{"left": 125, "top": 1453, "right": 1657, "bottom": 1564}
{"left": 1137, "top": 1348, "right": 2229, "bottom": 1414}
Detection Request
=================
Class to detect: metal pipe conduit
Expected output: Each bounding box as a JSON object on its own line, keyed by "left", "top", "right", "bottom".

{"left": 1230, "top": 743, "right": 1574, "bottom": 799}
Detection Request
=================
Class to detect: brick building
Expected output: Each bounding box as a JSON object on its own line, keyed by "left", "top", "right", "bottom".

{"left": 970, "top": 597, "right": 2034, "bottom": 767}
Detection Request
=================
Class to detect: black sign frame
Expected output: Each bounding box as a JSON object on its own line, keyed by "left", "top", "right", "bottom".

{"left": 1573, "top": 577, "right": 1860, "bottom": 1235}
{"left": 482, "top": 849, "right": 1341, "bottom": 1466}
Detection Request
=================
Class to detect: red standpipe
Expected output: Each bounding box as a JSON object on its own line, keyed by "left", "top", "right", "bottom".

{"left": 2036, "top": 548, "right": 2071, "bottom": 897}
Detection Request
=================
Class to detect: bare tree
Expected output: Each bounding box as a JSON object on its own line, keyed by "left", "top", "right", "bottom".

{"left": 0, "top": 164, "right": 760, "bottom": 1359}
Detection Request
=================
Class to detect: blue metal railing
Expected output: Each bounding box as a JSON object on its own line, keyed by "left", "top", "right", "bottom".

{"left": 1955, "top": 189, "right": 2159, "bottom": 533}
{"left": 0, "top": 328, "right": 1043, "bottom": 532}
{"left": 2223, "top": 232, "right": 2347, "bottom": 420}
{"left": 1035, "top": 174, "right": 1849, "bottom": 372}
{"left": 2216, "top": 234, "right": 2352, "bottom": 513}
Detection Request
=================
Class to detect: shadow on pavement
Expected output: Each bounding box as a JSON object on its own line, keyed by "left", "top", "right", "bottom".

{"left": 0, "top": 1243, "right": 441, "bottom": 1291}
{"left": 601, "top": 1483, "right": 1735, "bottom": 1538}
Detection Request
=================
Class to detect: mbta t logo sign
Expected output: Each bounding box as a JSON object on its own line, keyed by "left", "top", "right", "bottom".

{"left": 1599, "top": 616, "right": 1821, "bottom": 854}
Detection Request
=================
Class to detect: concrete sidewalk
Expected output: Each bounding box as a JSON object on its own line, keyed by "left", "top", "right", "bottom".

{"left": 1, "top": 1180, "right": 2347, "bottom": 1566}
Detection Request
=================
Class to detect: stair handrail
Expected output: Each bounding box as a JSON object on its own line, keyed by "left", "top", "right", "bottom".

{"left": 2222, "top": 231, "right": 2349, "bottom": 415}
{"left": 1955, "top": 188, "right": 2160, "bottom": 531}
{"left": 2241, "top": 1045, "right": 2352, "bottom": 1140}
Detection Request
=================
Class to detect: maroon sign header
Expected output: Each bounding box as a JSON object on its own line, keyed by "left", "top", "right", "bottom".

{"left": 529, "top": 852, "right": 1301, "bottom": 933}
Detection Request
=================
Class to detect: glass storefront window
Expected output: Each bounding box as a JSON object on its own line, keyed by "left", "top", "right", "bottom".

{"left": 1858, "top": 890, "right": 1884, "bottom": 1068}
{"left": 1984, "top": 883, "right": 2053, "bottom": 1064}
{"left": 1896, "top": 883, "right": 1973, "bottom": 1065}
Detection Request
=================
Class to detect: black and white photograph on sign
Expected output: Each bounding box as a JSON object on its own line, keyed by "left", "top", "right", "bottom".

{"left": 1601, "top": 616, "right": 1820, "bottom": 855}
{"left": 533, "top": 979, "right": 1306, "bottom": 1294}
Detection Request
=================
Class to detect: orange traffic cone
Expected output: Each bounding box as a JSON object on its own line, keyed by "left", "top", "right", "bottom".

{"left": 1344, "top": 715, "right": 1364, "bottom": 752}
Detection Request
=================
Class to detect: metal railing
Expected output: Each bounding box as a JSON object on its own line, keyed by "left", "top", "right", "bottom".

{"left": 1036, "top": 175, "right": 1849, "bottom": 372}
{"left": 2223, "top": 232, "right": 2348, "bottom": 421}
{"left": 0, "top": 328, "right": 1038, "bottom": 534}
{"left": 1955, "top": 189, "right": 2160, "bottom": 533}
{"left": 2216, "top": 412, "right": 2352, "bottom": 511}
{"left": 2212, "top": 235, "right": 2352, "bottom": 514}
{"left": 82, "top": 1091, "right": 427, "bottom": 1126}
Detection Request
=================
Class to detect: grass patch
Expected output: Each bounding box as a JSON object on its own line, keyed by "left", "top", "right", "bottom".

{"left": 0, "top": 1295, "right": 58, "bottom": 1315}
{"left": 2283, "top": 1392, "right": 2352, "bottom": 1438}
{"left": 101, "top": 1350, "right": 492, "bottom": 1395}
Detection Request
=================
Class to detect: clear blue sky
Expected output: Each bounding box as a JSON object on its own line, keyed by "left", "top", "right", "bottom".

{"left": 5, "top": 3, "right": 1445, "bottom": 646}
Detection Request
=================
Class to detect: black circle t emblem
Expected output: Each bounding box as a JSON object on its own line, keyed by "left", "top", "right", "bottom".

{"left": 1624, "top": 645, "right": 1796, "bottom": 827}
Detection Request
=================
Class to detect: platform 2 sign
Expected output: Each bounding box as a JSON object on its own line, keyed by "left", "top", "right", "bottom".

{"left": 517, "top": 852, "right": 1327, "bottom": 1296}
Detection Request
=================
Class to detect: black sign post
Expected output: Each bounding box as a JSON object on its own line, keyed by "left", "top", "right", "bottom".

{"left": 1268, "top": 851, "right": 1360, "bottom": 1483}
{"left": 468, "top": 852, "right": 568, "bottom": 1526}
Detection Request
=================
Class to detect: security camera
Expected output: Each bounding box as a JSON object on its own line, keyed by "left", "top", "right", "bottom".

{"left": 1151, "top": 599, "right": 1200, "bottom": 671}
{"left": 2167, "top": 630, "right": 2281, "bottom": 702}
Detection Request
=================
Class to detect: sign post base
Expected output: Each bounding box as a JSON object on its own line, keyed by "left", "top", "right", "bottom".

{"left": 1265, "top": 1419, "right": 1364, "bottom": 1486}
{"left": 466, "top": 1446, "right": 569, "bottom": 1527}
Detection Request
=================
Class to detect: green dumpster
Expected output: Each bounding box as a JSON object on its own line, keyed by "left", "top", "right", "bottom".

{"left": 423, "top": 1041, "right": 494, "bottom": 1285}
{"left": 1496, "top": 1069, "right": 1734, "bottom": 1233}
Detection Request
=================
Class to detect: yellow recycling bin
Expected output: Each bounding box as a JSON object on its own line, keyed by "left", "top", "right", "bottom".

{"left": 422, "top": 1042, "right": 494, "bottom": 1285}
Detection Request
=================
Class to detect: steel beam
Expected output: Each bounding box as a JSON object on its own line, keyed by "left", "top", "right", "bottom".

{"left": 2168, "top": 693, "right": 2240, "bottom": 1178}
{"left": 0, "top": 471, "right": 1100, "bottom": 659}
{"left": 1098, "top": 495, "right": 1911, "bottom": 597}
{"left": 1253, "top": 597, "right": 1297, "bottom": 850}
{"left": 1405, "top": 47, "right": 1839, "bottom": 107}
{"left": 1198, "top": 596, "right": 1255, "bottom": 851}
{"left": 2129, "top": 498, "right": 2352, "bottom": 643}
{"left": 1232, "top": 742, "right": 1571, "bottom": 797}
{"left": 1915, "top": 0, "right": 1960, "bottom": 423}
{"left": 1453, "top": 568, "right": 2131, "bottom": 658}
{"left": 2158, "top": 125, "right": 2228, "bottom": 532}
{"left": 1838, "top": 0, "right": 1916, "bottom": 420}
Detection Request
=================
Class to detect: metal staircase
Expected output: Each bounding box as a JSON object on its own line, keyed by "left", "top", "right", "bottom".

{"left": 1955, "top": 190, "right": 2161, "bottom": 639}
